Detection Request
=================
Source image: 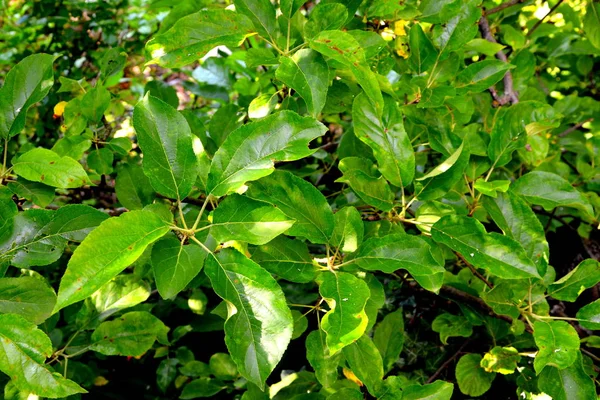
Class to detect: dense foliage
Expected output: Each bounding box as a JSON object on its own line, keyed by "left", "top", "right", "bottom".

{"left": 1, "top": 0, "right": 600, "bottom": 398}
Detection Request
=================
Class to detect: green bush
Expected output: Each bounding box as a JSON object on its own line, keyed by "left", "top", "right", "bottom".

{"left": 1, "top": 0, "right": 600, "bottom": 399}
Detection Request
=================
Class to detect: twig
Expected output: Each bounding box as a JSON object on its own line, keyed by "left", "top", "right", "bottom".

{"left": 526, "top": 0, "right": 565, "bottom": 37}
{"left": 558, "top": 118, "right": 594, "bottom": 137}
{"left": 457, "top": 253, "right": 494, "bottom": 289}
{"left": 426, "top": 340, "right": 470, "bottom": 383}
{"left": 486, "top": 0, "right": 528, "bottom": 15}
{"left": 478, "top": 15, "right": 519, "bottom": 105}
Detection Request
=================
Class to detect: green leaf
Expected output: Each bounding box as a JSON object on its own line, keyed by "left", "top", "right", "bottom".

{"left": 145, "top": 9, "right": 255, "bottom": 69}
{"left": 414, "top": 143, "right": 469, "bottom": 201}
{"left": 90, "top": 275, "right": 151, "bottom": 321}
{"left": 480, "top": 346, "right": 521, "bottom": 375}
{"left": 512, "top": 171, "right": 594, "bottom": 216}
{"left": 41, "top": 204, "right": 109, "bottom": 242}
{"left": 548, "top": 259, "right": 600, "bottom": 302}
{"left": 207, "top": 111, "right": 326, "bottom": 197}
{"left": 209, "top": 353, "right": 238, "bottom": 380}
{"left": 81, "top": 86, "right": 111, "bottom": 123}
{"left": 455, "top": 354, "right": 495, "bottom": 397}
{"left": 91, "top": 311, "right": 169, "bottom": 356}
{"left": 464, "top": 38, "right": 505, "bottom": 56}
{"left": 0, "top": 276, "right": 56, "bottom": 324}
{"left": 350, "top": 233, "right": 445, "bottom": 276}
{"left": 180, "top": 360, "right": 210, "bottom": 377}
{"left": 342, "top": 334, "right": 384, "bottom": 396}
{"left": 115, "top": 162, "right": 156, "bottom": 210}
{"left": 0, "top": 54, "right": 55, "bottom": 139}
{"left": 473, "top": 179, "right": 510, "bottom": 198}
{"left": 319, "top": 272, "right": 370, "bottom": 354}
{"left": 275, "top": 49, "right": 329, "bottom": 117}
{"left": 336, "top": 157, "right": 395, "bottom": 212}
{"left": 576, "top": 299, "right": 600, "bottom": 330}
{"left": 133, "top": 94, "right": 198, "bottom": 200}
{"left": 204, "top": 249, "right": 293, "bottom": 389}
{"left": 483, "top": 190, "right": 549, "bottom": 271}
{"left": 233, "top": 0, "right": 278, "bottom": 41}
{"left": 403, "top": 381, "right": 454, "bottom": 400}
{"left": 87, "top": 148, "right": 114, "bottom": 175}
{"left": 0, "top": 314, "right": 86, "bottom": 397}
{"left": 533, "top": 320, "right": 580, "bottom": 373}
{"left": 455, "top": 60, "right": 515, "bottom": 94}
{"left": 152, "top": 235, "right": 207, "bottom": 300}
{"left": 54, "top": 210, "right": 170, "bottom": 312}
{"left": 306, "top": 329, "right": 342, "bottom": 388}
{"left": 330, "top": 206, "right": 364, "bottom": 253}
{"left": 431, "top": 0, "right": 481, "bottom": 59}
{"left": 304, "top": 3, "right": 347, "bottom": 39}
{"left": 432, "top": 313, "right": 473, "bottom": 344}
{"left": 145, "top": 80, "right": 179, "bottom": 108}
{"left": 7, "top": 179, "right": 55, "bottom": 208}
{"left": 211, "top": 194, "right": 295, "bottom": 245}
{"left": 246, "top": 170, "right": 334, "bottom": 244}
{"left": 180, "top": 377, "right": 226, "bottom": 399}
{"left": 538, "top": 353, "right": 596, "bottom": 400}
{"left": 252, "top": 236, "right": 317, "bottom": 283}
{"left": 431, "top": 215, "right": 541, "bottom": 279}
{"left": 373, "top": 308, "right": 404, "bottom": 373}
{"left": 13, "top": 148, "right": 91, "bottom": 189}
{"left": 583, "top": 2, "right": 600, "bottom": 50}
{"left": 352, "top": 93, "right": 415, "bottom": 188}
{"left": 408, "top": 24, "right": 438, "bottom": 74}
{"left": 157, "top": 358, "right": 178, "bottom": 393}
{"left": 309, "top": 31, "right": 383, "bottom": 113}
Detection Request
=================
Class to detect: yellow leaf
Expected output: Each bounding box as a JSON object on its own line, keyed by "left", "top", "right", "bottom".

{"left": 94, "top": 376, "right": 109, "bottom": 386}
{"left": 53, "top": 101, "right": 68, "bottom": 117}
{"left": 394, "top": 20, "right": 408, "bottom": 36}
{"left": 342, "top": 367, "right": 363, "bottom": 387}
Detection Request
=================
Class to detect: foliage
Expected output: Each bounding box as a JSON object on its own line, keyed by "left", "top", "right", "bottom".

{"left": 1, "top": 0, "right": 600, "bottom": 399}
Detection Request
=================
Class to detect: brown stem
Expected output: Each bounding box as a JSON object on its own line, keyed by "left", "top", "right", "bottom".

{"left": 457, "top": 253, "right": 494, "bottom": 289}
{"left": 558, "top": 118, "right": 594, "bottom": 137}
{"left": 526, "top": 0, "right": 565, "bottom": 37}
{"left": 486, "top": 0, "right": 528, "bottom": 15}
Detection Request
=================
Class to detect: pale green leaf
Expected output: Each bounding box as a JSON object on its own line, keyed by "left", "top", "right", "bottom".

{"left": 13, "top": 148, "right": 91, "bottom": 189}
{"left": 0, "top": 276, "right": 56, "bottom": 324}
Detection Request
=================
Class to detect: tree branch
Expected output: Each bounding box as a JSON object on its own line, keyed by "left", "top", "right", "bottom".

{"left": 486, "top": 0, "right": 528, "bottom": 16}
{"left": 558, "top": 118, "right": 594, "bottom": 137}
{"left": 426, "top": 340, "right": 470, "bottom": 383}
{"left": 527, "top": 0, "right": 565, "bottom": 37}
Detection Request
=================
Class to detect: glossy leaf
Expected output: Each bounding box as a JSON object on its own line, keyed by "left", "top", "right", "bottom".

{"left": 336, "top": 157, "right": 395, "bottom": 212}
{"left": 275, "top": 49, "right": 329, "bottom": 117}
{"left": 81, "top": 86, "right": 110, "bottom": 123}
{"left": 252, "top": 236, "right": 317, "bottom": 283}
{"left": 533, "top": 320, "right": 580, "bottom": 373}
{"left": 13, "top": 148, "right": 91, "bottom": 188}
{"left": 151, "top": 235, "right": 207, "bottom": 300}
{"left": 207, "top": 111, "right": 326, "bottom": 197}
{"left": 246, "top": 170, "right": 334, "bottom": 244}
{"left": 211, "top": 194, "right": 295, "bottom": 245}
{"left": 576, "top": 299, "right": 600, "bottom": 330}
{"left": 352, "top": 93, "right": 414, "bottom": 188}
{"left": 319, "top": 272, "right": 370, "bottom": 354}
{"left": 90, "top": 275, "right": 151, "bottom": 321}
{"left": 304, "top": 3, "right": 347, "bottom": 39}
{"left": 548, "top": 259, "right": 600, "bottom": 302}
{"left": 415, "top": 143, "right": 469, "bottom": 201}
{"left": 0, "top": 54, "right": 55, "bottom": 139}
{"left": 373, "top": 309, "right": 404, "bottom": 373}
{"left": 431, "top": 215, "right": 541, "bottom": 279}
{"left": 133, "top": 94, "right": 198, "bottom": 200}
{"left": 204, "top": 249, "right": 293, "bottom": 389}
{"left": 145, "top": 9, "right": 255, "bottom": 68}
{"left": 180, "top": 377, "right": 226, "bottom": 399}
{"left": 342, "top": 334, "right": 384, "bottom": 396}
{"left": 115, "top": 162, "right": 155, "bottom": 210}
{"left": 0, "top": 276, "right": 56, "bottom": 324}
{"left": 55, "top": 210, "right": 170, "bottom": 311}
{"left": 7, "top": 179, "right": 55, "bottom": 208}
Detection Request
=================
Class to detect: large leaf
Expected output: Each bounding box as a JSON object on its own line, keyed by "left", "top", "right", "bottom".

{"left": 373, "top": 308, "right": 404, "bottom": 373}
{"left": 304, "top": 3, "right": 348, "bottom": 39}
{"left": 533, "top": 320, "right": 579, "bottom": 374}
{"left": 538, "top": 354, "right": 596, "bottom": 400}
{"left": 0, "top": 54, "right": 55, "bottom": 139}
{"left": 115, "top": 162, "right": 155, "bottom": 210}
{"left": 408, "top": 24, "right": 438, "bottom": 74}
{"left": 133, "top": 94, "right": 198, "bottom": 200}
{"left": 252, "top": 236, "right": 317, "bottom": 283}
{"left": 206, "top": 111, "right": 326, "bottom": 197}
{"left": 306, "top": 329, "right": 342, "bottom": 388}
{"left": 342, "top": 334, "right": 384, "bottom": 396}
{"left": 54, "top": 210, "right": 170, "bottom": 312}
{"left": 41, "top": 204, "right": 109, "bottom": 242}
{"left": 352, "top": 93, "right": 415, "bottom": 188}
{"left": 583, "top": 2, "right": 600, "bottom": 50}
{"left": 548, "top": 259, "right": 600, "bottom": 302}
{"left": 211, "top": 194, "right": 295, "bottom": 245}
{"left": 431, "top": 215, "right": 541, "bottom": 279}
{"left": 90, "top": 311, "right": 169, "bottom": 356}
{"left": 0, "top": 276, "right": 56, "bottom": 324}
{"left": 309, "top": 31, "right": 383, "bottom": 112}
{"left": 319, "top": 272, "right": 370, "bottom": 354}
{"left": 246, "top": 170, "right": 334, "bottom": 244}
{"left": 13, "top": 148, "right": 91, "bottom": 188}
{"left": 336, "top": 157, "right": 394, "bottom": 212}
{"left": 233, "top": 0, "right": 278, "bottom": 41}
{"left": 204, "top": 249, "right": 293, "bottom": 389}
{"left": 350, "top": 233, "right": 445, "bottom": 276}
{"left": 275, "top": 49, "right": 329, "bottom": 117}
{"left": 431, "top": 0, "right": 481, "bottom": 59}
{"left": 576, "top": 299, "right": 600, "bottom": 330}
{"left": 151, "top": 235, "right": 207, "bottom": 300}
{"left": 512, "top": 171, "right": 594, "bottom": 216}
{"left": 145, "top": 9, "right": 255, "bottom": 68}
{"left": 0, "top": 314, "right": 86, "bottom": 397}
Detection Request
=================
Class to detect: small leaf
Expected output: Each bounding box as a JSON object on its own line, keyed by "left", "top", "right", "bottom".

{"left": 81, "top": 86, "right": 111, "bottom": 123}
{"left": 209, "top": 353, "right": 238, "bottom": 380}
{"left": 480, "top": 346, "right": 521, "bottom": 375}
{"left": 207, "top": 111, "right": 327, "bottom": 197}
{"left": 180, "top": 377, "right": 226, "bottom": 399}
{"left": 319, "top": 272, "right": 370, "bottom": 354}
{"left": 432, "top": 313, "right": 473, "bottom": 344}
{"left": 403, "top": 381, "right": 454, "bottom": 400}
{"left": 7, "top": 179, "right": 55, "bottom": 208}
{"left": 91, "top": 275, "right": 151, "bottom": 321}
{"left": 13, "top": 148, "right": 91, "bottom": 189}
{"left": 157, "top": 358, "right": 178, "bottom": 393}
{"left": 133, "top": 94, "right": 198, "bottom": 200}
{"left": 91, "top": 311, "right": 169, "bottom": 356}
{"left": 54, "top": 210, "right": 170, "bottom": 312}
{"left": 204, "top": 249, "right": 293, "bottom": 389}
{"left": 431, "top": 215, "right": 541, "bottom": 279}
{"left": 336, "top": 157, "right": 395, "bottom": 212}
{"left": 533, "top": 320, "right": 579, "bottom": 374}
{"left": 455, "top": 354, "right": 495, "bottom": 397}
{"left": 330, "top": 206, "right": 364, "bottom": 253}
{"left": 246, "top": 170, "right": 334, "bottom": 244}
{"left": 415, "top": 143, "right": 469, "bottom": 201}
{"left": 211, "top": 194, "right": 295, "bottom": 245}
{"left": 373, "top": 309, "right": 404, "bottom": 373}
{"left": 455, "top": 60, "right": 515, "bottom": 94}
{"left": 41, "top": 204, "right": 109, "bottom": 242}
{"left": 342, "top": 334, "right": 384, "bottom": 396}
{"left": 115, "top": 162, "right": 155, "bottom": 210}
{"left": 304, "top": 3, "right": 348, "bottom": 39}
{"left": 252, "top": 236, "right": 317, "bottom": 283}
{"left": 548, "top": 259, "right": 600, "bottom": 302}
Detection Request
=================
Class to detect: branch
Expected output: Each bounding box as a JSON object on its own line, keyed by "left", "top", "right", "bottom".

{"left": 426, "top": 340, "right": 470, "bottom": 384}
{"left": 558, "top": 118, "right": 594, "bottom": 137}
{"left": 478, "top": 15, "right": 519, "bottom": 105}
{"left": 486, "top": 0, "right": 527, "bottom": 15}
{"left": 527, "top": 0, "right": 565, "bottom": 37}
